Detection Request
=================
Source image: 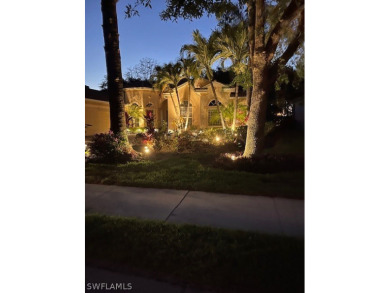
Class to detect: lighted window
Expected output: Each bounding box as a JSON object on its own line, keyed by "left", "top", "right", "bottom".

{"left": 180, "top": 101, "right": 193, "bottom": 126}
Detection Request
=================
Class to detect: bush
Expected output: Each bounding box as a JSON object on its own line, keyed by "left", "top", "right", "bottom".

{"left": 88, "top": 131, "right": 139, "bottom": 163}
{"left": 214, "top": 153, "right": 304, "bottom": 173}
{"left": 154, "top": 135, "right": 178, "bottom": 152}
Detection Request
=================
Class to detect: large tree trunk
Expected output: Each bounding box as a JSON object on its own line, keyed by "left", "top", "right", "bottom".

{"left": 232, "top": 82, "right": 239, "bottom": 131}
{"left": 243, "top": 0, "right": 267, "bottom": 157}
{"left": 101, "top": 0, "right": 127, "bottom": 137}
{"left": 246, "top": 0, "right": 255, "bottom": 113}
{"left": 184, "top": 81, "right": 191, "bottom": 130}
{"left": 246, "top": 86, "right": 252, "bottom": 113}
{"left": 209, "top": 80, "right": 226, "bottom": 130}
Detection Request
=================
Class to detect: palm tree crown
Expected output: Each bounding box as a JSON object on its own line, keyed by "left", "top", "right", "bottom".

{"left": 181, "top": 30, "right": 227, "bottom": 129}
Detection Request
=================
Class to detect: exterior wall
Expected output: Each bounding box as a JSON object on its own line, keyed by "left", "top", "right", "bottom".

{"left": 124, "top": 88, "right": 162, "bottom": 128}
{"left": 85, "top": 82, "right": 249, "bottom": 137}
{"left": 85, "top": 99, "right": 110, "bottom": 136}
{"left": 165, "top": 81, "right": 247, "bottom": 130}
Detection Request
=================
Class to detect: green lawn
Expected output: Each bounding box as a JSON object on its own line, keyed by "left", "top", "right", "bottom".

{"left": 86, "top": 151, "right": 304, "bottom": 198}
{"left": 86, "top": 214, "right": 304, "bottom": 293}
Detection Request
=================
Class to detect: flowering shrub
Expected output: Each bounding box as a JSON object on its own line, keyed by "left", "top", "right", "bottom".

{"left": 88, "top": 131, "right": 139, "bottom": 163}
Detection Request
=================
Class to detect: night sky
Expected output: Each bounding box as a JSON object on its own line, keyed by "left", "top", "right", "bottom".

{"left": 85, "top": 0, "right": 218, "bottom": 89}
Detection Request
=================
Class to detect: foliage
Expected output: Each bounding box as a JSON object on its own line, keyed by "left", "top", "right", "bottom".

{"left": 214, "top": 152, "right": 304, "bottom": 174}
{"left": 125, "top": 104, "right": 143, "bottom": 128}
{"left": 153, "top": 62, "right": 184, "bottom": 129}
{"left": 177, "top": 131, "right": 213, "bottom": 153}
{"left": 99, "top": 75, "right": 108, "bottom": 90}
{"left": 234, "top": 122, "right": 276, "bottom": 148}
{"left": 125, "top": 57, "right": 158, "bottom": 82}
{"left": 86, "top": 214, "right": 304, "bottom": 293}
{"left": 87, "top": 131, "right": 139, "bottom": 163}
{"left": 153, "top": 121, "right": 179, "bottom": 152}
{"left": 144, "top": 111, "right": 155, "bottom": 135}
{"left": 216, "top": 21, "right": 248, "bottom": 76}
{"left": 209, "top": 101, "right": 247, "bottom": 128}
{"left": 181, "top": 30, "right": 221, "bottom": 81}
{"left": 181, "top": 30, "right": 227, "bottom": 129}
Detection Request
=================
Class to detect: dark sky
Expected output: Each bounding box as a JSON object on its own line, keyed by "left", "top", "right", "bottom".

{"left": 85, "top": 0, "right": 218, "bottom": 89}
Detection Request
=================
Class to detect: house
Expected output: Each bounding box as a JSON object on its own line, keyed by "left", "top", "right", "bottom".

{"left": 85, "top": 79, "right": 247, "bottom": 137}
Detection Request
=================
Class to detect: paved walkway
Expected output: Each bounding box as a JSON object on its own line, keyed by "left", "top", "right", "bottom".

{"left": 86, "top": 184, "right": 304, "bottom": 237}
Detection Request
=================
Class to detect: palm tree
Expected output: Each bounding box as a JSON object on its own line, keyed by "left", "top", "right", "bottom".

{"left": 101, "top": 0, "right": 127, "bottom": 138}
{"left": 209, "top": 101, "right": 247, "bottom": 128}
{"left": 181, "top": 30, "right": 227, "bottom": 130}
{"left": 216, "top": 21, "right": 249, "bottom": 131}
{"left": 179, "top": 57, "right": 200, "bottom": 130}
{"left": 153, "top": 63, "right": 184, "bottom": 129}
{"left": 125, "top": 104, "right": 143, "bottom": 127}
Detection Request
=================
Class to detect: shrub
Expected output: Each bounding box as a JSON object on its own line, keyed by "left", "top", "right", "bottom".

{"left": 154, "top": 135, "right": 178, "bottom": 152}
{"left": 214, "top": 153, "right": 304, "bottom": 173}
{"left": 88, "top": 131, "right": 139, "bottom": 163}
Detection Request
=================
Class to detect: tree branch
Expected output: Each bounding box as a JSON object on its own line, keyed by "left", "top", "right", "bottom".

{"left": 265, "top": 0, "right": 304, "bottom": 63}
{"left": 268, "top": 10, "right": 304, "bottom": 86}
{"left": 278, "top": 10, "right": 304, "bottom": 66}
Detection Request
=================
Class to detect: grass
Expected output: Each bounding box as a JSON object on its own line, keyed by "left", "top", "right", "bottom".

{"left": 86, "top": 214, "right": 304, "bottom": 293}
{"left": 86, "top": 151, "right": 303, "bottom": 198}
{"left": 86, "top": 122, "right": 304, "bottom": 199}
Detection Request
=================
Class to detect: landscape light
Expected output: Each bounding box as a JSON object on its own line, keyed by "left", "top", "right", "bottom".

{"left": 144, "top": 146, "right": 150, "bottom": 154}
{"left": 231, "top": 155, "right": 236, "bottom": 161}
{"left": 216, "top": 136, "right": 220, "bottom": 142}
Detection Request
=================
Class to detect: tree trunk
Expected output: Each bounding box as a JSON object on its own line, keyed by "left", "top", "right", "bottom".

{"left": 174, "top": 86, "right": 183, "bottom": 129}
{"left": 184, "top": 81, "right": 191, "bottom": 130}
{"left": 246, "top": 86, "right": 252, "bottom": 112}
{"left": 246, "top": 0, "right": 255, "bottom": 113}
{"left": 101, "top": 0, "right": 127, "bottom": 137}
{"left": 243, "top": 0, "right": 267, "bottom": 157}
{"left": 232, "top": 82, "right": 239, "bottom": 131}
{"left": 209, "top": 80, "right": 226, "bottom": 130}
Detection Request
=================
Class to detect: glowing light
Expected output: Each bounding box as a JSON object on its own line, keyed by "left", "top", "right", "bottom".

{"left": 145, "top": 148, "right": 150, "bottom": 154}
{"left": 231, "top": 155, "right": 236, "bottom": 161}
{"left": 216, "top": 136, "right": 220, "bottom": 142}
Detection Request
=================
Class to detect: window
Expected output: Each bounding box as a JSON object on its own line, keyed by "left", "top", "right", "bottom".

{"left": 208, "top": 100, "right": 222, "bottom": 126}
{"left": 180, "top": 101, "right": 192, "bottom": 126}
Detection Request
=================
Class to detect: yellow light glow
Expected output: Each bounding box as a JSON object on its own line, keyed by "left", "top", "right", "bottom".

{"left": 216, "top": 136, "right": 220, "bottom": 142}
{"left": 145, "top": 148, "right": 150, "bottom": 153}
{"left": 231, "top": 155, "right": 236, "bottom": 161}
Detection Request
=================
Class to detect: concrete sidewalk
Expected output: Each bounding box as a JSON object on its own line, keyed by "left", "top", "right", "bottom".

{"left": 86, "top": 184, "right": 304, "bottom": 237}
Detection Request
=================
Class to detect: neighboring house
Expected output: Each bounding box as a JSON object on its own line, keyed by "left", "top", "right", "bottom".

{"left": 85, "top": 86, "right": 110, "bottom": 137}
{"left": 85, "top": 79, "right": 247, "bottom": 136}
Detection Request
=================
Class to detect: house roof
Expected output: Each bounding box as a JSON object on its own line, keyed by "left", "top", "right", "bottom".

{"left": 85, "top": 86, "right": 108, "bottom": 102}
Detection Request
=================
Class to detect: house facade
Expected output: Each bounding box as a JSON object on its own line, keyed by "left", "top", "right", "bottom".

{"left": 85, "top": 79, "right": 247, "bottom": 137}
